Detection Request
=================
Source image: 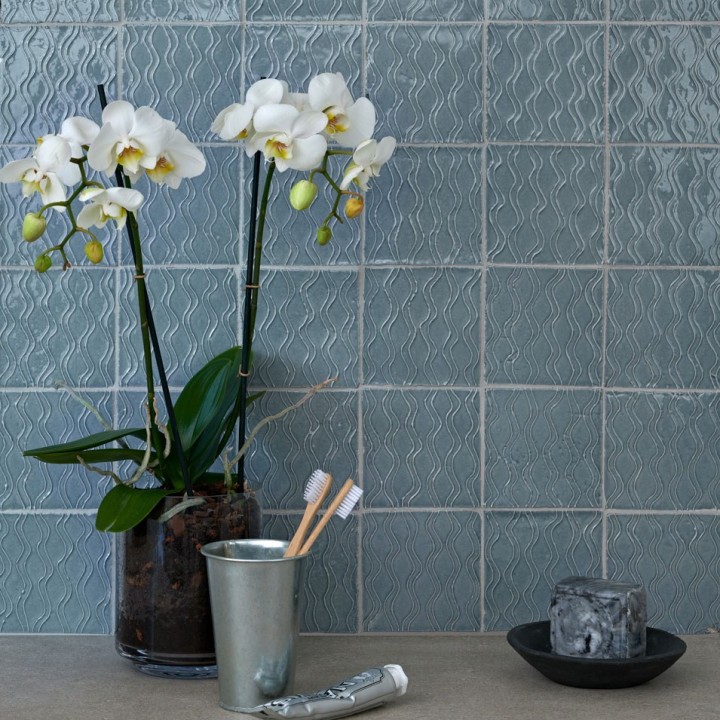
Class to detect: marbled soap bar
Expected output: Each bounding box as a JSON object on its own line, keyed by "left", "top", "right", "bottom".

{"left": 550, "top": 576, "right": 647, "bottom": 659}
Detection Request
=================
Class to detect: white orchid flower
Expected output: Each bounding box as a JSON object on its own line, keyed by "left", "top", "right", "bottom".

{"left": 60, "top": 116, "right": 100, "bottom": 149}
{"left": 246, "top": 104, "right": 328, "bottom": 172}
{"left": 87, "top": 100, "right": 168, "bottom": 176}
{"left": 211, "top": 78, "right": 285, "bottom": 141}
{"left": 340, "top": 136, "right": 396, "bottom": 191}
{"left": 0, "top": 135, "right": 77, "bottom": 206}
{"left": 308, "top": 72, "right": 376, "bottom": 148}
{"left": 76, "top": 186, "right": 144, "bottom": 231}
{"left": 146, "top": 124, "right": 206, "bottom": 189}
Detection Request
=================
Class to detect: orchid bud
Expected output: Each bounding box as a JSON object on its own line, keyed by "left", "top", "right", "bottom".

{"left": 84, "top": 239, "right": 104, "bottom": 264}
{"left": 316, "top": 225, "right": 332, "bottom": 246}
{"left": 22, "top": 212, "right": 47, "bottom": 243}
{"left": 34, "top": 255, "right": 52, "bottom": 273}
{"left": 345, "top": 196, "right": 364, "bottom": 219}
{"left": 290, "top": 180, "right": 318, "bottom": 211}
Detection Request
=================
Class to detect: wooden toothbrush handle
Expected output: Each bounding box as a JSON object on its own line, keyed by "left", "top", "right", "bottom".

{"left": 298, "top": 478, "right": 354, "bottom": 556}
{"left": 285, "top": 504, "right": 316, "bottom": 557}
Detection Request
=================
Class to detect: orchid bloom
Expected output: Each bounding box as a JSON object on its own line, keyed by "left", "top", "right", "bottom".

{"left": 341, "top": 137, "right": 396, "bottom": 191}
{"left": 87, "top": 100, "right": 168, "bottom": 176}
{"left": 60, "top": 116, "right": 100, "bottom": 154}
{"left": 76, "top": 187, "right": 144, "bottom": 231}
{"left": 146, "top": 125, "right": 206, "bottom": 189}
{"left": 246, "top": 104, "right": 328, "bottom": 172}
{"left": 307, "top": 73, "right": 376, "bottom": 148}
{"left": 211, "top": 78, "right": 285, "bottom": 141}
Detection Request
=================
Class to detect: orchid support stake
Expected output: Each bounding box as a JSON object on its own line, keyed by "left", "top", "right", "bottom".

{"left": 97, "top": 83, "right": 193, "bottom": 498}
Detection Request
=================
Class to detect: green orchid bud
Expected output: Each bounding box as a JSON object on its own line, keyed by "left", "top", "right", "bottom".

{"left": 316, "top": 225, "right": 332, "bottom": 246}
{"left": 22, "top": 212, "right": 47, "bottom": 243}
{"left": 289, "top": 180, "right": 318, "bottom": 211}
{"left": 34, "top": 255, "right": 52, "bottom": 273}
{"left": 84, "top": 239, "right": 104, "bottom": 264}
{"left": 345, "top": 196, "right": 364, "bottom": 219}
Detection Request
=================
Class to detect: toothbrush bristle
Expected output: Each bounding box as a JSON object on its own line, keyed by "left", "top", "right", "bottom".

{"left": 304, "top": 469, "right": 329, "bottom": 503}
{"left": 336, "top": 485, "right": 363, "bottom": 519}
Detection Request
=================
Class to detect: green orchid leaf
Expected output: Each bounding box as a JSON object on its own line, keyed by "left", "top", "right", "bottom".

{"left": 31, "top": 448, "right": 151, "bottom": 465}
{"left": 24, "top": 428, "right": 147, "bottom": 459}
{"left": 95, "top": 484, "right": 173, "bottom": 533}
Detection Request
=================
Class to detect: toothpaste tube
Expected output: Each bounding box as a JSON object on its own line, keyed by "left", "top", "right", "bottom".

{"left": 244, "top": 664, "right": 408, "bottom": 720}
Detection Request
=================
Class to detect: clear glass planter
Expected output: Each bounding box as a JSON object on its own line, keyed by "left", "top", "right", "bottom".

{"left": 115, "top": 492, "right": 262, "bottom": 678}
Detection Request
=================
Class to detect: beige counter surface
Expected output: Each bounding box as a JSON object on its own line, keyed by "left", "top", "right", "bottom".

{"left": 2, "top": 633, "right": 718, "bottom": 720}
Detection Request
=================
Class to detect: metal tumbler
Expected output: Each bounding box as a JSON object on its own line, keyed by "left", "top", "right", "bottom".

{"left": 201, "top": 539, "right": 308, "bottom": 712}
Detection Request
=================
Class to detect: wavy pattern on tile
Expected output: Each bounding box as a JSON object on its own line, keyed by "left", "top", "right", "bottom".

{"left": 245, "top": 24, "right": 361, "bottom": 95}
{"left": 363, "top": 389, "right": 480, "bottom": 508}
{"left": 487, "top": 24, "right": 604, "bottom": 142}
{"left": 247, "top": 0, "right": 360, "bottom": 20}
{"left": 488, "top": 146, "right": 604, "bottom": 265}
{"left": 367, "top": 24, "right": 483, "bottom": 143}
{"left": 368, "top": 0, "right": 483, "bottom": 20}
{"left": 611, "top": 0, "right": 720, "bottom": 20}
{"left": 2, "top": 0, "right": 118, "bottom": 21}
{"left": 485, "top": 511, "right": 602, "bottom": 630}
{"left": 365, "top": 268, "right": 480, "bottom": 386}
{"left": 363, "top": 513, "right": 481, "bottom": 632}
{"left": 485, "top": 268, "right": 603, "bottom": 386}
{"left": 610, "top": 26, "right": 720, "bottom": 143}
{"left": 606, "top": 393, "right": 720, "bottom": 510}
{"left": 263, "top": 515, "right": 357, "bottom": 632}
{"left": 607, "top": 515, "right": 720, "bottom": 633}
{"left": 490, "top": 0, "right": 603, "bottom": 19}
{"left": 118, "top": 268, "right": 237, "bottom": 387}
{"left": 252, "top": 270, "right": 358, "bottom": 388}
{"left": 124, "top": 0, "right": 237, "bottom": 20}
{"left": 0, "top": 392, "right": 113, "bottom": 509}
{"left": 606, "top": 271, "right": 720, "bottom": 389}
{"left": 1, "top": 26, "right": 116, "bottom": 144}
{"left": 0, "top": 270, "right": 115, "bottom": 388}
{"left": 610, "top": 147, "right": 720, "bottom": 266}
{"left": 0, "top": 514, "right": 111, "bottom": 633}
{"left": 485, "top": 390, "right": 602, "bottom": 508}
{"left": 245, "top": 390, "right": 357, "bottom": 509}
{"left": 366, "top": 147, "right": 483, "bottom": 265}
{"left": 124, "top": 25, "right": 242, "bottom": 142}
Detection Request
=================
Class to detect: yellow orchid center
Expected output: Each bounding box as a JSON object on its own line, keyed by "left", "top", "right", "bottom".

{"left": 116, "top": 142, "right": 144, "bottom": 172}
{"left": 146, "top": 155, "right": 175, "bottom": 183}
{"left": 235, "top": 128, "right": 249, "bottom": 140}
{"left": 324, "top": 106, "right": 349, "bottom": 134}
{"left": 264, "top": 135, "right": 292, "bottom": 161}
{"left": 21, "top": 169, "right": 44, "bottom": 197}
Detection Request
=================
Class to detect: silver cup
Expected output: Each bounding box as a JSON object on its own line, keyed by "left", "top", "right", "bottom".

{"left": 201, "top": 539, "right": 308, "bottom": 711}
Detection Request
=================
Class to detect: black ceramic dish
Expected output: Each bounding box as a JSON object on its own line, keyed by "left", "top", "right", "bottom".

{"left": 507, "top": 621, "right": 687, "bottom": 689}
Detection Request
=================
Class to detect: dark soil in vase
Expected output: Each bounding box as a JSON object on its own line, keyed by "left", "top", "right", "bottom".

{"left": 116, "top": 492, "right": 261, "bottom": 671}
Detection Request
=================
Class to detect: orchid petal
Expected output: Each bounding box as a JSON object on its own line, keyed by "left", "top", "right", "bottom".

{"left": 253, "top": 104, "right": 299, "bottom": 135}
{"left": 246, "top": 78, "right": 285, "bottom": 108}
{"left": 104, "top": 187, "right": 144, "bottom": 211}
{"left": 308, "top": 72, "right": 353, "bottom": 112}
{"left": 337, "top": 98, "right": 376, "bottom": 148}
{"left": 340, "top": 164, "right": 363, "bottom": 190}
{"left": 286, "top": 135, "right": 327, "bottom": 171}
{"left": 211, "top": 103, "right": 254, "bottom": 140}
{"left": 56, "top": 160, "right": 81, "bottom": 187}
{"left": 87, "top": 122, "right": 120, "bottom": 174}
{"left": 35, "top": 135, "right": 72, "bottom": 172}
{"left": 373, "top": 136, "right": 397, "bottom": 166}
{"left": 291, "top": 110, "right": 328, "bottom": 140}
{"left": 61, "top": 117, "right": 100, "bottom": 146}
{"left": 132, "top": 107, "right": 169, "bottom": 156}
{"left": 80, "top": 187, "right": 104, "bottom": 202}
{"left": 77, "top": 203, "right": 106, "bottom": 229}
{"left": 39, "top": 174, "right": 67, "bottom": 206}
{"left": 352, "top": 139, "right": 377, "bottom": 168}
{"left": 166, "top": 130, "right": 206, "bottom": 178}
{"left": 0, "top": 158, "right": 37, "bottom": 184}
{"left": 101, "top": 100, "right": 136, "bottom": 135}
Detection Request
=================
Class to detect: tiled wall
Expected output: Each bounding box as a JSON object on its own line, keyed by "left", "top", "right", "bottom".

{"left": 1, "top": 1, "right": 720, "bottom": 635}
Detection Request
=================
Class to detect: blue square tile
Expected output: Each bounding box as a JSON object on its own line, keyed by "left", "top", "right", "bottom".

{"left": 2, "top": 0, "right": 118, "bottom": 21}
{"left": 0, "top": 269, "right": 115, "bottom": 388}
{"left": 118, "top": 268, "right": 238, "bottom": 387}
{"left": 248, "top": 0, "right": 360, "bottom": 20}
{"left": 610, "top": 26, "right": 720, "bottom": 143}
{"left": 368, "top": 0, "right": 483, "bottom": 20}
{"left": 610, "top": 147, "right": 720, "bottom": 266}
{"left": 486, "top": 268, "right": 603, "bottom": 386}
{"left": 367, "top": 24, "right": 483, "bottom": 143}
{"left": 606, "top": 270, "right": 720, "bottom": 389}
{"left": 124, "top": 24, "right": 242, "bottom": 142}
{"left": 611, "top": 0, "right": 720, "bottom": 20}
{"left": 485, "top": 511, "right": 602, "bottom": 630}
{"left": 490, "top": 0, "right": 603, "bottom": 19}
{"left": 252, "top": 270, "right": 359, "bottom": 388}
{"left": 606, "top": 392, "right": 720, "bottom": 510}
{"left": 485, "top": 390, "right": 602, "bottom": 508}
{"left": 121, "top": 146, "right": 240, "bottom": 266}
{"left": 488, "top": 146, "right": 604, "bottom": 265}
{"left": 607, "top": 514, "right": 720, "bottom": 633}
{"left": 246, "top": 390, "right": 358, "bottom": 509}
{"left": 0, "top": 392, "right": 113, "bottom": 510}
{"left": 363, "top": 389, "right": 480, "bottom": 508}
{"left": 366, "top": 147, "right": 483, "bottom": 265}
{"left": 125, "top": 0, "right": 239, "bottom": 20}
{"left": 488, "top": 24, "right": 604, "bottom": 142}
{"left": 364, "top": 268, "right": 481, "bottom": 386}
{"left": 363, "top": 512, "right": 481, "bottom": 632}
{"left": 264, "top": 514, "right": 357, "bottom": 632}
{"left": 245, "top": 24, "right": 361, "bottom": 97}
{"left": 0, "top": 513, "right": 111, "bottom": 633}
{"left": 0, "top": 27, "right": 117, "bottom": 144}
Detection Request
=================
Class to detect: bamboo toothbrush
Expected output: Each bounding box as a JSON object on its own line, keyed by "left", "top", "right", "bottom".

{"left": 295, "top": 478, "right": 363, "bottom": 557}
{"left": 284, "top": 470, "right": 333, "bottom": 557}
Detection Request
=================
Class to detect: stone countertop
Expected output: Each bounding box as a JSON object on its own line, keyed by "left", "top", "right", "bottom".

{"left": 2, "top": 633, "right": 718, "bottom": 720}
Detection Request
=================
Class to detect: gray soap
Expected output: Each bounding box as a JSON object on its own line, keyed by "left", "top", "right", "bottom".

{"left": 550, "top": 576, "right": 647, "bottom": 659}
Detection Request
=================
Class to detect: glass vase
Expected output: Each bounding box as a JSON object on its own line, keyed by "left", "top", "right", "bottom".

{"left": 115, "top": 492, "right": 262, "bottom": 678}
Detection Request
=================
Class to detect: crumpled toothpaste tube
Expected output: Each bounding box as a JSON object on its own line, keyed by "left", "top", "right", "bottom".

{"left": 244, "top": 664, "right": 408, "bottom": 719}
